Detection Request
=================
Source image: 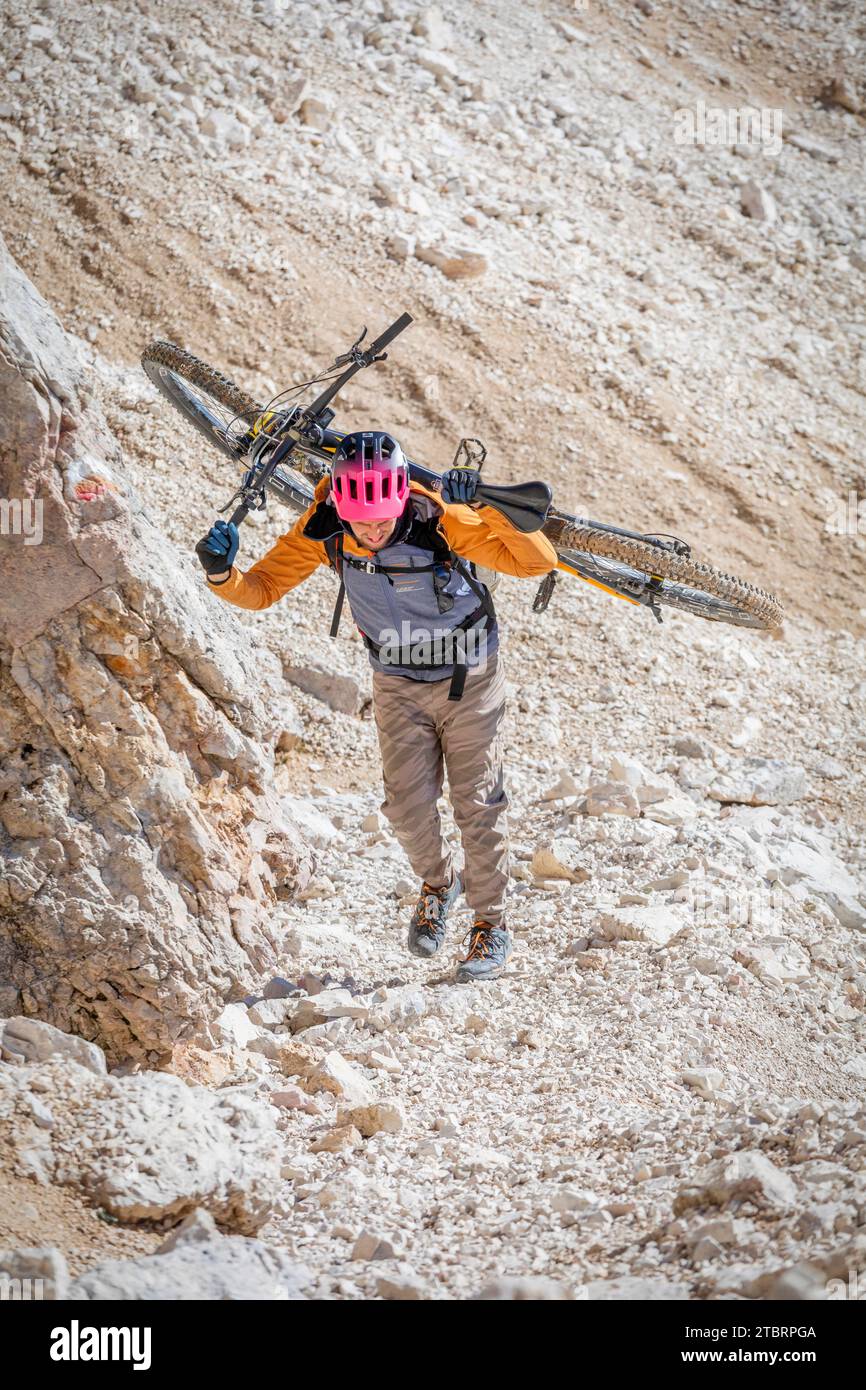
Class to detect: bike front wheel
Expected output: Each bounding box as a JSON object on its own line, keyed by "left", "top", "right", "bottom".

{"left": 549, "top": 520, "right": 784, "bottom": 630}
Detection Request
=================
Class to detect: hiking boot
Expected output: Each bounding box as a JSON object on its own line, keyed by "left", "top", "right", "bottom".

{"left": 455, "top": 919, "right": 513, "bottom": 982}
{"left": 408, "top": 871, "right": 463, "bottom": 958}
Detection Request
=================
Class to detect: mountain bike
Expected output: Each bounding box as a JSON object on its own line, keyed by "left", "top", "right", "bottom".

{"left": 141, "top": 313, "right": 784, "bottom": 630}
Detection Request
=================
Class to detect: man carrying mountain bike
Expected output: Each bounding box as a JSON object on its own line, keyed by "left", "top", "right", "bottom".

{"left": 196, "top": 431, "right": 558, "bottom": 982}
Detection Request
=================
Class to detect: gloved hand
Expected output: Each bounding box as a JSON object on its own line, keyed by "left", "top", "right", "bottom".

{"left": 440, "top": 467, "right": 481, "bottom": 506}
{"left": 195, "top": 519, "right": 239, "bottom": 577}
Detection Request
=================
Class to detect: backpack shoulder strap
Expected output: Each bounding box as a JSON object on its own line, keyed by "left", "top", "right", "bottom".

{"left": 324, "top": 532, "right": 346, "bottom": 637}
{"left": 324, "top": 531, "right": 343, "bottom": 575}
{"left": 409, "top": 512, "right": 454, "bottom": 564}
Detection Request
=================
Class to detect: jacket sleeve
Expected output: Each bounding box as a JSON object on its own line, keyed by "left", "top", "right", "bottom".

{"left": 440, "top": 501, "right": 559, "bottom": 578}
{"left": 204, "top": 502, "right": 327, "bottom": 611}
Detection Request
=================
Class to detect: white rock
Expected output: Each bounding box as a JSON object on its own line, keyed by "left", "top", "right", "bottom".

{"left": 531, "top": 844, "right": 587, "bottom": 883}
{"left": 307, "top": 1051, "right": 375, "bottom": 1106}
{"left": 281, "top": 665, "right": 363, "bottom": 715}
{"left": 201, "top": 111, "right": 250, "bottom": 148}
{"left": 414, "top": 244, "right": 488, "bottom": 279}
{"left": 68, "top": 1208, "right": 307, "bottom": 1299}
{"left": 385, "top": 233, "right": 415, "bottom": 261}
{"left": 0, "top": 1246, "right": 69, "bottom": 1299}
{"left": 785, "top": 131, "right": 840, "bottom": 163}
{"left": 733, "top": 939, "right": 811, "bottom": 985}
{"left": 642, "top": 795, "right": 699, "bottom": 827}
{"left": 351, "top": 1231, "right": 396, "bottom": 1261}
{"left": 0, "top": 1059, "right": 281, "bottom": 1232}
{"left": 740, "top": 181, "right": 777, "bottom": 223}
{"left": 583, "top": 782, "right": 641, "bottom": 817}
{"left": 708, "top": 759, "right": 807, "bottom": 806}
{"left": 675, "top": 1152, "right": 797, "bottom": 1213}
{"left": 0, "top": 1018, "right": 106, "bottom": 1075}
{"left": 280, "top": 796, "right": 340, "bottom": 845}
{"left": 599, "top": 905, "right": 691, "bottom": 947}
{"left": 414, "top": 49, "right": 459, "bottom": 80}
{"left": 213, "top": 1004, "right": 260, "bottom": 1049}
{"left": 247, "top": 999, "right": 294, "bottom": 1029}
{"left": 284, "top": 919, "right": 358, "bottom": 956}
{"left": 298, "top": 96, "right": 331, "bottom": 131}
{"left": 681, "top": 1068, "right": 726, "bottom": 1100}
{"left": 341, "top": 1102, "right": 405, "bottom": 1137}
{"left": 550, "top": 1188, "right": 595, "bottom": 1212}
{"left": 609, "top": 755, "right": 676, "bottom": 804}
{"left": 540, "top": 771, "right": 582, "bottom": 801}
{"left": 377, "top": 1264, "right": 427, "bottom": 1299}
{"left": 290, "top": 990, "right": 368, "bottom": 1033}
{"left": 474, "top": 1276, "right": 573, "bottom": 1299}
{"left": 411, "top": 7, "right": 452, "bottom": 50}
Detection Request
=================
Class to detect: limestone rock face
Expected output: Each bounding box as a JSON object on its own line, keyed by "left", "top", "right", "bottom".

{"left": 0, "top": 235, "right": 313, "bottom": 1065}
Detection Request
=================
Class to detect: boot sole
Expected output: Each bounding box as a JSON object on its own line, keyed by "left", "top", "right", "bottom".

{"left": 455, "top": 962, "right": 510, "bottom": 983}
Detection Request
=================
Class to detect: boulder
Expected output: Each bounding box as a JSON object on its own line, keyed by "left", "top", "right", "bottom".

{"left": 674, "top": 1152, "right": 797, "bottom": 1215}
{"left": 0, "top": 234, "right": 313, "bottom": 1065}
{"left": 67, "top": 1209, "right": 308, "bottom": 1299}
{"left": 0, "top": 1017, "right": 106, "bottom": 1074}
{"left": 583, "top": 782, "right": 641, "bottom": 817}
{"left": 306, "top": 1051, "right": 375, "bottom": 1105}
{"left": 598, "top": 905, "right": 692, "bottom": 947}
{"left": 708, "top": 758, "right": 807, "bottom": 806}
{"left": 280, "top": 662, "right": 364, "bottom": 715}
{"left": 0, "top": 1057, "right": 281, "bottom": 1232}
{"left": 414, "top": 243, "right": 488, "bottom": 279}
{"left": 740, "top": 181, "right": 777, "bottom": 223}
{"left": 340, "top": 1101, "right": 405, "bottom": 1137}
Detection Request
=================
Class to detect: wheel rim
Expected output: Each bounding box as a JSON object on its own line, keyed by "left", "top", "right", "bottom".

{"left": 152, "top": 364, "right": 252, "bottom": 455}
{"left": 561, "top": 549, "right": 764, "bottom": 627}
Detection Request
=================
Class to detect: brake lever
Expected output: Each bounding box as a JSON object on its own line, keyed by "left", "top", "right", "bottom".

{"left": 334, "top": 325, "right": 369, "bottom": 368}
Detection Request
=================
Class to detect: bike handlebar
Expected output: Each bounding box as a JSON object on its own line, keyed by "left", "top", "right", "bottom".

{"left": 302, "top": 313, "right": 414, "bottom": 425}
{"left": 366, "top": 312, "right": 414, "bottom": 357}
{"left": 226, "top": 314, "right": 415, "bottom": 526}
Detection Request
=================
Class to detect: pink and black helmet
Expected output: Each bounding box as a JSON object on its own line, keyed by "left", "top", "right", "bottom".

{"left": 330, "top": 431, "right": 410, "bottom": 522}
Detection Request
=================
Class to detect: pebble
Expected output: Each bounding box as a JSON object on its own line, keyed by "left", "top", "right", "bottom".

{"left": 351, "top": 1232, "right": 397, "bottom": 1262}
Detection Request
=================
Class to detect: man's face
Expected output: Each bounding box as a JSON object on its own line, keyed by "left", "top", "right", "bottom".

{"left": 349, "top": 515, "right": 399, "bottom": 551}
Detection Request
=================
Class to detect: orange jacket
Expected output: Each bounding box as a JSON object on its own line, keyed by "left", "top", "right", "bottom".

{"left": 206, "top": 477, "right": 559, "bottom": 611}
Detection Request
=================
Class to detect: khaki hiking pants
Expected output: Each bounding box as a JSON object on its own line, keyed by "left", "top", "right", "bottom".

{"left": 371, "top": 650, "right": 510, "bottom": 929}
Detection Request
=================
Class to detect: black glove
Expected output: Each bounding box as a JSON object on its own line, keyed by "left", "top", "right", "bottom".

{"left": 196, "top": 519, "right": 239, "bottom": 577}
{"left": 440, "top": 467, "right": 480, "bottom": 506}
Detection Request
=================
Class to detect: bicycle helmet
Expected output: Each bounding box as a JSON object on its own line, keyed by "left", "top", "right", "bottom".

{"left": 330, "top": 430, "right": 410, "bottom": 522}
